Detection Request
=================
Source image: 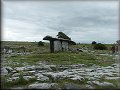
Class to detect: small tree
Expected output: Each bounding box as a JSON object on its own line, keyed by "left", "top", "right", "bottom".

{"left": 38, "top": 41, "right": 44, "bottom": 46}
{"left": 92, "top": 41, "right": 97, "bottom": 44}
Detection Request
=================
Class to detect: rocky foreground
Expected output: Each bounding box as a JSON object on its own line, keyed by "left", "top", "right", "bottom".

{"left": 1, "top": 61, "right": 120, "bottom": 89}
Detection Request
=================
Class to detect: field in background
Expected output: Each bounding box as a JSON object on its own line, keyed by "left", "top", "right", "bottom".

{"left": 1, "top": 41, "right": 119, "bottom": 89}
{"left": 1, "top": 41, "right": 115, "bottom": 67}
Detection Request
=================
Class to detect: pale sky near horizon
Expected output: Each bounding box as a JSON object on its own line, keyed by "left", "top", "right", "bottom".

{"left": 2, "top": 0, "right": 119, "bottom": 44}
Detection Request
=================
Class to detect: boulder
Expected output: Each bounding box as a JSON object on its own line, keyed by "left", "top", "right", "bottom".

{"left": 1, "top": 67, "right": 8, "bottom": 75}
{"left": 5, "top": 67, "right": 13, "bottom": 73}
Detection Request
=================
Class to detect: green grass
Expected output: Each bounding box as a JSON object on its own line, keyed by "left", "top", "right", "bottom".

{"left": 5, "top": 51, "right": 116, "bottom": 68}
{"left": 2, "top": 41, "right": 115, "bottom": 67}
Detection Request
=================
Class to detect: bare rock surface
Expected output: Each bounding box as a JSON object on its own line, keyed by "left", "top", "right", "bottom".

{"left": 35, "top": 73, "right": 49, "bottom": 81}
{"left": 63, "top": 83, "right": 81, "bottom": 89}
{"left": 92, "top": 81, "right": 114, "bottom": 87}
{"left": 28, "top": 83, "right": 57, "bottom": 89}
{"left": 1, "top": 67, "right": 8, "bottom": 75}
{"left": 2, "top": 62, "right": 119, "bottom": 89}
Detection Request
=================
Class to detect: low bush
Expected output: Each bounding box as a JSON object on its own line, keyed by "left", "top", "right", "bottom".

{"left": 93, "top": 43, "right": 107, "bottom": 50}
{"left": 38, "top": 41, "right": 44, "bottom": 46}
{"left": 92, "top": 41, "right": 97, "bottom": 44}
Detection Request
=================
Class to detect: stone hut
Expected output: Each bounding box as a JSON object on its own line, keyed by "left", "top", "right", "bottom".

{"left": 43, "top": 36, "right": 76, "bottom": 53}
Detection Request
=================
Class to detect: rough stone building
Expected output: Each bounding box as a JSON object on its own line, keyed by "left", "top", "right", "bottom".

{"left": 43, "top": 36, "right": 76, "bottom": 53}
{"left": 114, "top": 45, "right": 120, "bottom": 54}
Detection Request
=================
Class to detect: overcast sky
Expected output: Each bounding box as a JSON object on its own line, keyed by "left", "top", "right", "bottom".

{"left": 2, "top": 0, "right": 119, "bottom": 43}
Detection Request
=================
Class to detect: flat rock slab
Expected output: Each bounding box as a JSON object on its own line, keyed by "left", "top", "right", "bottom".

{"left": 28, "top": 83, "right": 57, "bottom": 89}
{"left": 35, "top": 73, "right": 49, "bottom": 81}
{"left": 63, "top": 83, "right": 81, "bottom": 89}
{"left": 105, "top": 77, "right": 120, "bottom": 80}
{"left": 92, "top": 81, "right": 114, "bottom": 87}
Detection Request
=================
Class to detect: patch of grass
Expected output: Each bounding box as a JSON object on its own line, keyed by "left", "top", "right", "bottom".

{"left": 5, "top": 50, "right": 116, "bottom": 68}
{"left": 2, "top": 41, "right": 115, "bottom": 67}
{"left": 1, "top": 74, "right": 37, "bottom": 89}
{"left": 7, "top": 52, "right": 96, "bottom": 66}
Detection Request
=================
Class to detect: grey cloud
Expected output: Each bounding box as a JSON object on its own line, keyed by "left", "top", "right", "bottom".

{"left": 2, "top": 1, "right": 119, "bottom": 43}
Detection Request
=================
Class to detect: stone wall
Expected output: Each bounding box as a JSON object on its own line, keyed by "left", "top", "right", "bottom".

{"left": 62, "top": 41, "right": 68, "bottom": 51}
{"left": 54, "top": 40, "right": 69, "bottom": 52}
{"left": 54, "top": 41, "right": 62, "bottom": 51}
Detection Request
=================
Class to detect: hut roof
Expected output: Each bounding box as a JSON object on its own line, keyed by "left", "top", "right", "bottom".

{"left": 43, "top": 36, "right": 76, "bottom": 45}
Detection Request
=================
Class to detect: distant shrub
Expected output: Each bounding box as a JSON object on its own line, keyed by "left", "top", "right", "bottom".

{"left": 38, "top": 41, "right": 44, "bottom": 46}
{"left": 92, "top": 41, "right": 97, "bottom": 44}
{"left": 116, "top": 40, "right": 120, "bottom": 45}
{"left": 93, "top": 43, "right": 107, "bottom": 50}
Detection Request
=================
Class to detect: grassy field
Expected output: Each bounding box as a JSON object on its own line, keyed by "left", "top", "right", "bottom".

{"left": 1, "top": 41, "right": 116, "bottom": 67}
{"left": 1, "top": 41, "right": 119, "bottom": 89}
